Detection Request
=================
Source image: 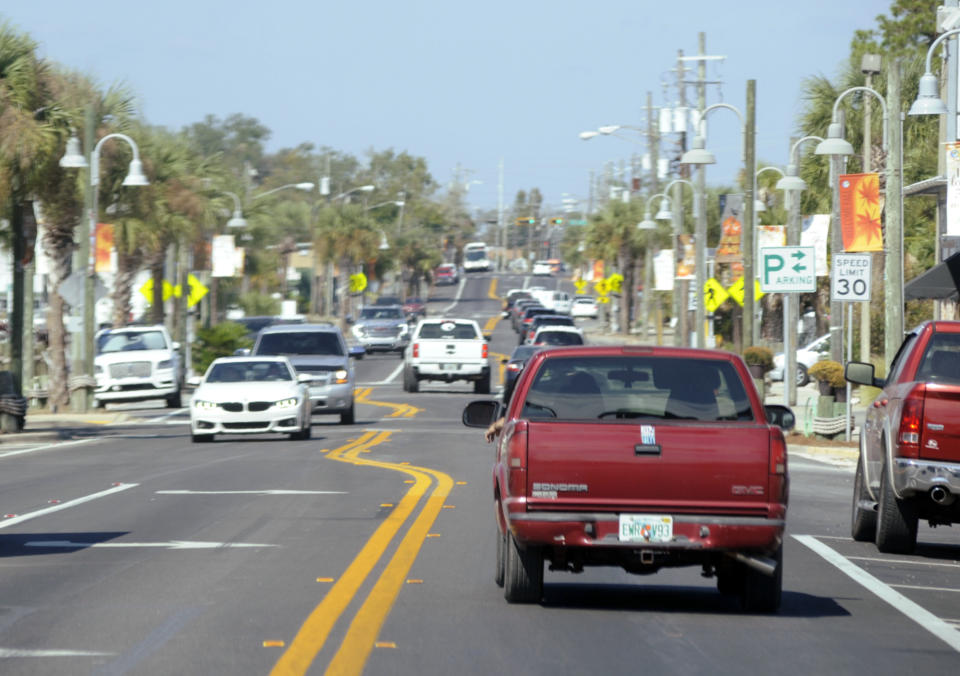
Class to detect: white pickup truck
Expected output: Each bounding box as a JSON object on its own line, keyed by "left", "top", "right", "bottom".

{"left": 402, "top": 318, "right": 490, "bottom": 393}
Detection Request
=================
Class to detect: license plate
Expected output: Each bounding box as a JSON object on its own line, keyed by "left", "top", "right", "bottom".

{"left": 440, "top": 363, "right": 459, "bottom": 371}
{"left": 618, "top": 514, "right": 673, "bottom": 543}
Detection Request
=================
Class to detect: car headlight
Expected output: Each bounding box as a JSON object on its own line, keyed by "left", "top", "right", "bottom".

{"left": 334, "top": 369, "right": 349, "bottom": 384}
{"left": 157, "top": 359, "right": 174, "bottom": 370}
{"left": 194, "top": 399, "right": 217, "bottom": 410}
{"left": 274, "top": 397, "right": 299, "bottom": 409}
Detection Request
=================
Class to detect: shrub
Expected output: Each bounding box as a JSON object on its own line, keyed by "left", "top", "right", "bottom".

{"left": 192, "top": 321, "right": 252, "bottom": 375}
{"left": 239, "top": 292, "right": 281, "bottom": 317}
{"left": 808, "top": 359, "right": 845, "bottom": 388}
{"left": 742, "top": 346, "right": 774, "bottom": 372}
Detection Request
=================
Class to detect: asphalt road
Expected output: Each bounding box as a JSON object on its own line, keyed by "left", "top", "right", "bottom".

{"left": 0, "top": 272, "right": 958, "bottom": 675}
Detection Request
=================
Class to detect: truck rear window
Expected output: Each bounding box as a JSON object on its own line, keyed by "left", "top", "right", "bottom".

{"left": 520, "top": 356, "right": 753, "bottom": 422}
{"left": 916, "top": 333, "right": 960, "bottom": 385}
{"left": 418, "top": 322, "right": 478, "bottom": 340}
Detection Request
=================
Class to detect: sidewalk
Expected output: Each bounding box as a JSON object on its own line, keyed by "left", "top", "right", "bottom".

{"left": 0, "top": 411, "right": 132, "bottom": 445}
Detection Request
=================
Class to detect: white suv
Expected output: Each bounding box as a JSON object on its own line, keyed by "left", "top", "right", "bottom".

{"left": 94, "top": 325, "right": 182, "bottom": 408}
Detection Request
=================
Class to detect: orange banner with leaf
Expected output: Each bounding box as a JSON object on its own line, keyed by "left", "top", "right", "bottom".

{"left": 838, "top": 173, "right": 883, "bottom": 252}
{"left": 95, "top": 222, "right": 114, "bottom": 273}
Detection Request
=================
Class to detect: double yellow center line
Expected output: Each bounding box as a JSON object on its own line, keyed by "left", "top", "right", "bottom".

{"left": 354, "top": 387, "right": 421, "bottom": 418}
{"left": 271, "top": 431, "right": 453, "bottom": 676}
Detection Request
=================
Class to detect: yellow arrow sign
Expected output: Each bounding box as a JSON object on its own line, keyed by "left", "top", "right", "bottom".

{"left": 726, "top": 276, "right": 766, "bottom": 307}
{"left": 185, "top": 274, "right": 208, "bottom": 307}
{"left": 139, "top": 278, "right": 175, "bottom": 303}
{"left": 574, "top": 279, "right": 588, "bottom": 294}
{"left": 349, "top": 272, "right": 368, "bottom": 293}
{"left": 703, "top": 277, "right": 729, "bottom": 314}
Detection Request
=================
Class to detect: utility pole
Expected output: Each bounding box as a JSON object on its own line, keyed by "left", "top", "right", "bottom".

{"left": 829, "top": 109, "right": 846, "bottom": 363}
{"left": 674, "top": 49, "right": 689, "bottom": 346}
{"left": 884, "top": 61, "right": 904, "bottom": 368}
{"left": 861, "top": 54, "right": 881, "bottom": 364}
{"left": 642, "top": 90, "right": 660, "bottom": 341}
{"left": 742, "top": 79, "right": 757, "bottom": 350}
{"left": 71, "top": 105, "right": 95, "bottom": 412}
{"left": 785, "top": 137, "right": 801, "bottom": 407}
{"left": 694, "top": 31, "right": 708, "bottom": 348}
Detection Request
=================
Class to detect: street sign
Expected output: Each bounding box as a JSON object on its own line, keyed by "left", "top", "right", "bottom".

{"left": 726, "top": 276, "right": 766, "bottom": 307}
{"left": 573, "top": 279, "right": 588, "bottom": 294}
{"left": 703, "top": 278, "right": 729, "bottom": 314}
{"left": 760, "top": 246, "right": 816, "bottom": 292}
{"left": 139, "top": 278, "right": 175, "bottom": 303}
{"left": 184, "top": 274, "right": 209, "bottom": 307}
{"left": 831, "top": 253, "right": 872, "bottom": 302}
{"left": 594, "top": 279, "right": 609, "bottom": 296}
{"left": 349, "top": 272, "right": 367, "bottom": 293}
{"left": 606, "top": 273, "right": 623, "bottom": 294}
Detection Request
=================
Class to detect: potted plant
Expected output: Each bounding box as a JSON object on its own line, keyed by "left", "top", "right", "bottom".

{"left": 742, "top": 346, "right": 774, "bottom": 379}
{"left": 808, "top": 359, "right": 845, "bottom": 396}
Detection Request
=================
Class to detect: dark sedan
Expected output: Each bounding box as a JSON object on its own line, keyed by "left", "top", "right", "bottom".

{"left": 500, "top": 345, "right": 541, "bottom": 402}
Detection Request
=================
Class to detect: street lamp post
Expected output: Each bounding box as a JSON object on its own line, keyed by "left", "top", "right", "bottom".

{"left": 59, "top": 132, "right": 149, "bottom": 412}
{"left": 660, "top": 178, "right": 695, "bottom": 346}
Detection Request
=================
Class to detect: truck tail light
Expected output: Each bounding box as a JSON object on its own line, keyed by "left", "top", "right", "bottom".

{"left": 769, "top": 428, "right": 787, "bottom": 475}
{"left": 482, "top": 343, "right": 488, "bottom": 359}
{"left": 897, "top": 385, "right": 925, "bottom": 459}
{"left": 412, "top": 343, "right": 419, "bottom": 358}
{"left": 527, "top": 330, "right": 534, "bottom": 341}
{"left": 505, "top": 421, "right": 528, "bottom": 497}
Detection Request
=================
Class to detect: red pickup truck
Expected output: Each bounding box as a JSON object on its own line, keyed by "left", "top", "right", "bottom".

{"left": 845, "top": 320, "right": 960, "bottom": 554}
{"left": 463, "top": 345, "right": 794, "bottom": 612}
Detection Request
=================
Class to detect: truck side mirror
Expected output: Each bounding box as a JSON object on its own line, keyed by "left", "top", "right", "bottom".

{"left": 763, "top": 404, "right": 795, "bottom": 432}
{"left": 462, "top": 400, "right": 501, "bottom": 427}
{"left": 845, "top": 361, "right": 883, "bottom": 388}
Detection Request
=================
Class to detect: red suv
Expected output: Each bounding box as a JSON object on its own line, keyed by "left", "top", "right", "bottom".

{"left": 434, "top": 264, "right": 458, "bottom": 286}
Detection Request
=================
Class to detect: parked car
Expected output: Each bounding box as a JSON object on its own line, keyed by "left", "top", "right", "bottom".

{"left": 463, "top": 346, "right": 793, "bottom": 610}
{"left": 403, "top": 318, "right": 490, "bottom": 393}
{"left": 532, "top": 260, "right": 553, "bottom": 276}
{"left": 530, "top": 325, "right": 585, "bottom": 346}
{"left": 434, "top": 264, "right": 459, "bottom": 286}
{"left": 190, "top": 356, "right": 312, "bottom": 442}
{"left": 93, "top": 325, "right": 182, "bottom": 408}
{"left": 402, "top": 296, "right": 427, "bottom": 320}
{"left": 845, "top": 320, "right": 960, "bottom": 554}
{"left": 770, "top": 333, "right": 830, "bottom": 386}
{"left": 252, "top": 324, "right": 365, "bottom": 424}
{"left": 570, "top": 296, "right": 599, "bottom": 319}
{"left": 350, "top": 305, "right": 410, "bottom": 355}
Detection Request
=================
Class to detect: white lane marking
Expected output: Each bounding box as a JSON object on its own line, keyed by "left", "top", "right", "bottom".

{"left": 0, "top": 437, "right": 96, "bottom": 460}
{"left": 155, "top": 490, "right": 346, "bottom": 495}
{"left": 25, "top": 540, "right": 277, "bottom": 550}
{"left": 847, "top": 556, "right": 960, "bottom": 569}
{"left": 891, "top": 584, "right": 960, "bottom": 593}
{"left": 794, "top": 534, "right": 960, "bottom": 653}
{"left": 145, "top": 409, "right": 188, "bottom": 424}
{"left": 0, "top": 484, "right": 138, "bottom": 530}
{"left": 441, "top": 278, "right": 467, "bottom": 314}
{"left": 376, "top": 362, "right": 405, "bottom": 385}
{"left": 0, "top": 648, "right": 114, "bottom": 658}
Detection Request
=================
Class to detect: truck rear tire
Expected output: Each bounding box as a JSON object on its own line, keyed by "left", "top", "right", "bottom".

{"left": 495, "top": 527, "right": 505, "bottom": 588}
{"left": 851, "top": 456, "right": 877, "bottom": 542}
{"left": 403, "top": 366, "right": 419, "bottom": 393}
{"left": 503, "top": 535, "right": 542, "bottom": 603}
{"left": 474, "top": 372, "right": 491, "bottom": 395}
{"left": 876, "top": 464, "right": 918, "bottom": 554}
{"left": 740, "top": 545, "right": 782, "bottom": 613}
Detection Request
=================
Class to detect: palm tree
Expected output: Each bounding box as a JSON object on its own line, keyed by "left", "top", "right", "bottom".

{"left": 313, "top": 203, "right": 379, "bottom": 325}
{"left": 584, "top": 199, "right": 646, "bottom": 334}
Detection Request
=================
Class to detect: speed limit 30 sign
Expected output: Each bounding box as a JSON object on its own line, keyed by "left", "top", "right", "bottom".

{"left": 831, "top": 253, "right": 872, "bottom": 302}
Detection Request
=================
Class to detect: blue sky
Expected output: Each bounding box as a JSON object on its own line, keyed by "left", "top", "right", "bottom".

{"left": 5, "top": 1, "right": 891, "bottom": 213}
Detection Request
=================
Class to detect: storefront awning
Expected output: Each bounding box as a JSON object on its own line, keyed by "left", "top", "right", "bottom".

{"left": 904, "top": 251, "right": 960, "bottom": 300}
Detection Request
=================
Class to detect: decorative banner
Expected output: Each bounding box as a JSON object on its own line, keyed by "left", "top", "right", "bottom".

{"left": 756, "top": 225, "right": 786, "bottom": 251}
{"left": 801, "top": 214, "right": 830, "bottom": 277}
{"left": 714, "top": 194, "right": 743, "bottom": 264}
{"left": 947, "top": 142, "right": 960, "bottom": 236}
{"left": 592, "top": 259, "right": 605, "bottom": 282}
{"left": 838, "top": 173, "right": 883, "bottom": 251}
{"left": 211, "top": 234, "right": 236, "bottom": 277}
{"left": 676, "top": 235, "right": 695, "bottom": 279}
{"left": 654, "top": 249, "right": 674, "bottom": 291}
{"left": 95, "top": 223, "right": 114, "bottom": 273}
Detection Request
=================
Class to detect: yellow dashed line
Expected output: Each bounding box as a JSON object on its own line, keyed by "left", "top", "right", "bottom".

{"left": 374, "top": 642, "right": 396, "bottom": 649}
{"left": 263, "top": 640, "right": 286, "bottom": 648}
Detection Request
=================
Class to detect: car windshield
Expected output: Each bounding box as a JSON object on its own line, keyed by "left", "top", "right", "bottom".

{"left": 418, "top": 322, "right": 478, "bottom": 340}
{"left": 206, "top": 360, "right": 293, "bottom": 383}
{"left": 465, "top": 250, "right": 486, "bottom": 261}
{"left": 97, "top": 330, "right": 168, "bottom": 354}
{"left": 359, "top": 307, "right": 403, "bottom": 320}
{"left": 256, "top": 332, "right": 344, "bottom": 356}
{"left": 575, "top": 297, "right": 595, "bottom": 304}
{"left": 916, "top": 332, "right": 960, "bottom": 385}
{"left": 518, "top": 356, "right": 753, "bottom": 422}
{"left": 537, "top": 332, "right": 583, "bottom": 346}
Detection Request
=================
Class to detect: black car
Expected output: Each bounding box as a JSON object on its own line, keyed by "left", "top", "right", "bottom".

{"left": 501, "top": 345, "right": 542, "bottom": 403}
{"left": 517, "top": 306, "right": 554, "bottom": 335}
{"left": 519, "top": 314, "right": 576, "bottom": 345}
{"left": 511, "top": 299, "right": 543, "bottom": 331}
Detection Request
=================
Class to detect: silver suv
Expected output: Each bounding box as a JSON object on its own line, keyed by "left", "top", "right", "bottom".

{"left": 350, "top": 305, "right": 410, "bottom": 355}
{"left": 252, "top": 324, "right": 365, "bottom": 424}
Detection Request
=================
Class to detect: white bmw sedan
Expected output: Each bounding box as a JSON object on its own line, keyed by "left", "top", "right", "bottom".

{"left": 190, "top": 357, "right": 313, "bottom": 443}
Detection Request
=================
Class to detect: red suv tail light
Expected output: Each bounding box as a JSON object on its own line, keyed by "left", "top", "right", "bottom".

{"left": 412, "top": 343, "right": 419, "bottom": 358}
{"left": 897, "top": 385, "right": 926, "bottom": 459}
{"left": 769, "top": 428, "right": 787, "bottom": 475}
{"left": 504, "top": 421, "right": 528, "bottom": 497}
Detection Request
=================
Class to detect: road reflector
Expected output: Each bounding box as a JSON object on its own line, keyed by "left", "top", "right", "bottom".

{"left": 316, "top": 577, "right": 334, "bottom": 583}
{"left": 455, "top": 481, "right": 467, "bottom": 485}
{"left": 405, "top": 579, "right": 423, "bottom": 584}
{"left": 400, "top": 461, "right": 410, "bottom": 465}
{"left": 442, "top": 505, "right": 455, "bottom": 509}
{"left": 404, "top": 480, "right": 414, "bottom": 484}
{"left": 426, "top": 533, "right": 441, "bottom": 538}
{"left": 380, "top": 503, "right": 394, "bottom": 507}
{"left": 262, "top": 640, "right": 285, "bottom": 647}
{"left": 374, "top": 642, "right": 397, "bottom": 649}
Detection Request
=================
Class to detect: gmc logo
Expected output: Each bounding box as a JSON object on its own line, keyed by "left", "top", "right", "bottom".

{"left": 731, "top": 485, "right": 765, "bottom": 495}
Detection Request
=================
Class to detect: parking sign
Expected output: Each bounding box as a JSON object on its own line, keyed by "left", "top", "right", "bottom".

{"left": 831, "top": 253, "right": 872, "bottom": 302}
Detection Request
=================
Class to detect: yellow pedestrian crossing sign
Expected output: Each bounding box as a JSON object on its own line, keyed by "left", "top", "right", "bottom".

{"left": 349, "top": 272, "right": 368, "bottom": 293}
{"left": 703, "top": 278, "right": 729, "bottom": 314}
{"left": 574, "top": 279, "right": 588, "bottom": 294}
{"left": 594, "top": 279, "right": 609, "bottom": 296}
{"left": 606, "top": 273, "right": 623, "bottom": 294}
{"left": 726, "top": 276, "right": 765, "bottom": 307}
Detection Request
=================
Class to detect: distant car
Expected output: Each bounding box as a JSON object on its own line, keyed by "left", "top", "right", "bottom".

{"left": 501, "top": 345, "right": 541, "bottom": 402}
{"left": 532, "top": 260, "right": 553, "bottom": 276}
{"left": 372, "top": 295, "right": 402, "bottom": 306}
{"left": 511, "top": 300, "right": 544, "bottom": 332}
{"left": 402, "top": 297, "right": 427, "bottom": 320}
{"left": 351, "top": 305, "right": 410, "bottom": 355}
{"left": 94, "top": 325, "right": 182, "bottom": 409}
{"left": 190, "top": 356, "right": 313, "bottom": 443}
{"left": 770, "top": 333, "right": 830, "bottom": 386}
{"left": 518, "top": 306, "right": 555, "bottom": 335}
{"left": 570, "top": 296, "right": 599, "bottom": 319}
{"left": 530, "top": 325, "right": 585, "bottom": 346}
{"left": 233, "top": 315, "right": 307, "bottom": 340}
{"left": 502, "top": 289, "right": 533, "bottom": 318}
{"left": 520, "top": 314, "right": 577, "bottom": 345}
{"left": 434, "top": 264, "right": 459, "bottom": 285}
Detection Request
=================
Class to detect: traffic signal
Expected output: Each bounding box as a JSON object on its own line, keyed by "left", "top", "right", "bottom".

{"left": 549, "top": 217, "right": 564, "bottom": 225}
{"left": 515, "top": 217, "right": 535, "bottom": 226}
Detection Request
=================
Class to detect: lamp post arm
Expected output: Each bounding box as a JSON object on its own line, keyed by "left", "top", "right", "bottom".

{"left": 222, "top": 191, "right": 242, "bottom": 212}
{"left": 700, "top": 103, "right": 745, "bottom": 161}
{"left": 924, "top": 27, "right": 960, "bottom": 74}
{"left": 831, "top": 86, "right": 889, "bottom": 151}
{"left": 252, "top": 183, "right": 310, "bottom": 200}
{"left": 90, "top": 133, "right": 142, "bottom": 187}
{"left": 645, "top": 192, "right": 669, "bottom": 212}
{"left": 789, "top": 135, "right": 825, "bottom": 165}
{"left": 756, "top": 166, "right": 785, "bottom": 179}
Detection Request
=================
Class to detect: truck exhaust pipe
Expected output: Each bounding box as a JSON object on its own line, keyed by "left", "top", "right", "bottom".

{"left": 930, "top": 486, "right": 955, "bottom": 506}
{"left": 731, "top": 553, "right": 778, "bottom": 577}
